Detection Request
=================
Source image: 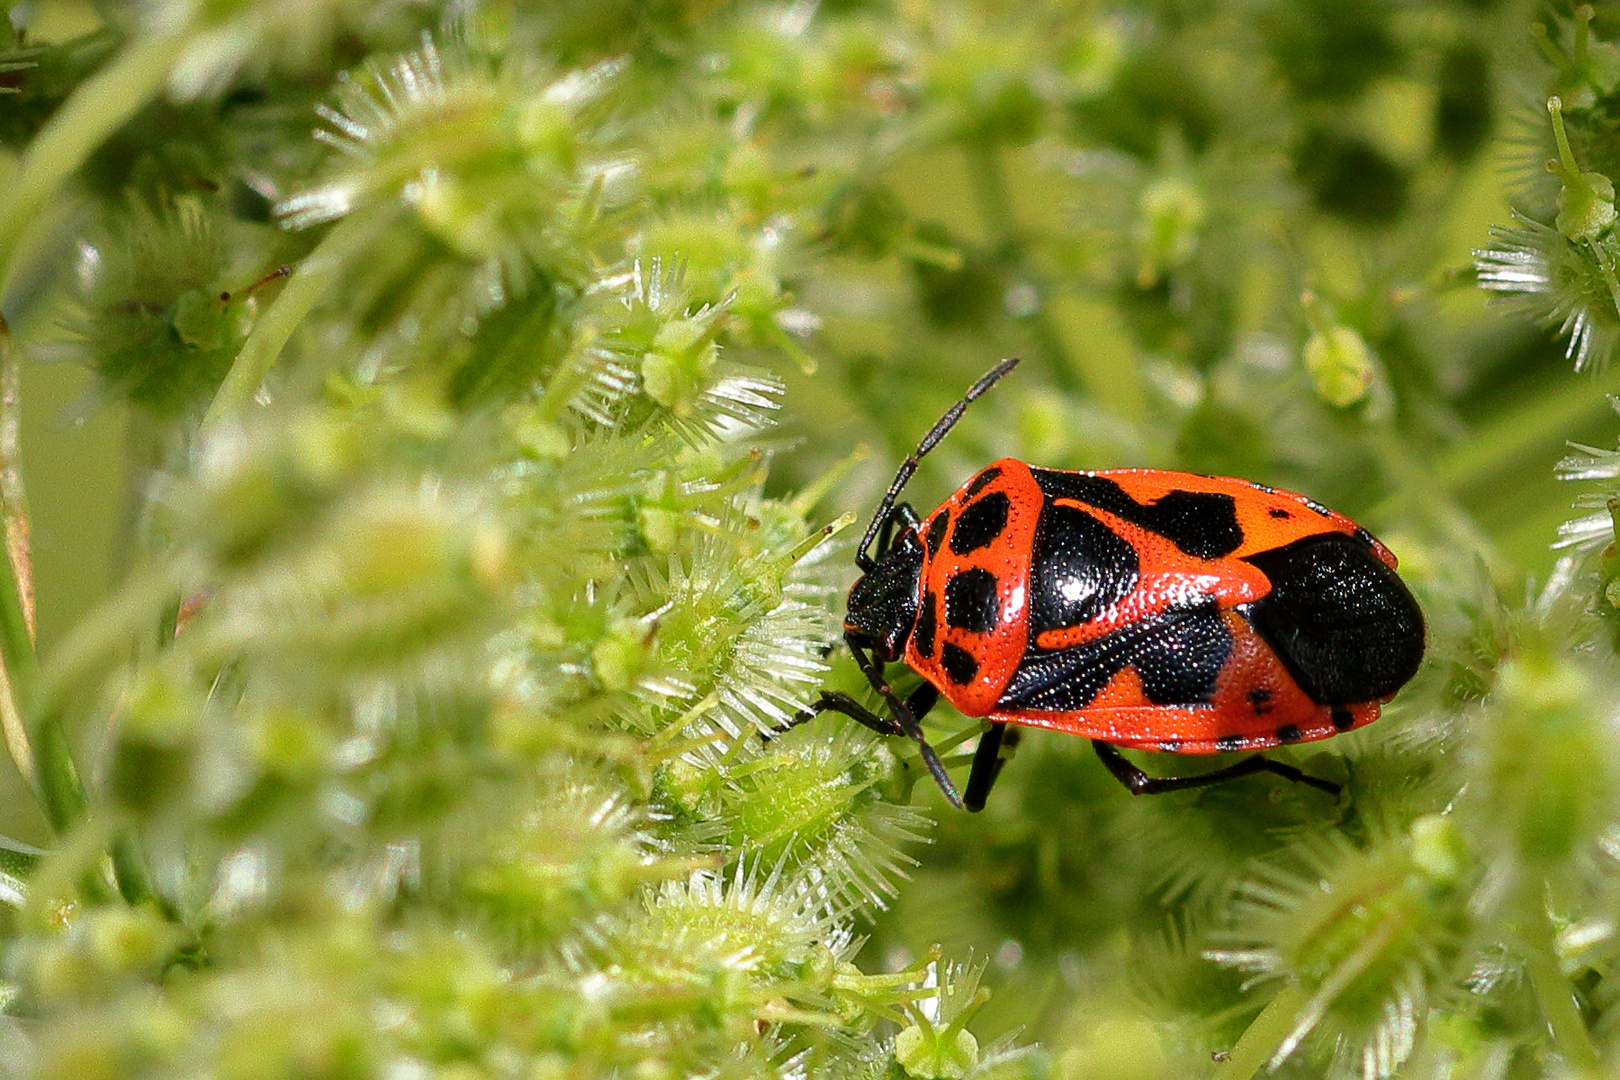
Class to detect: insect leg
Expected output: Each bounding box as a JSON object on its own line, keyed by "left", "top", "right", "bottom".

{"left": 963, "top": 724, "right": 1024, "bottom": 812}
{"left": 855, "top": 358, "right": 1019, "bottom": 571}
{"left": 771, "top": 661, "right": 938, "bottom": 739}
{"left": 776, "top": 691, "right": 904, "bottom": 738}
{"left": 848, "top": 639, "right": 963, "bottom": 808}
{"left": 874, "top": 503, "right": 922, "bottom": 561}
{"left": 963, "top": 723, "right": 1004, "bottom": 812}
{"left": 1091, "top": 742, "right": 1341, "bottom": 799}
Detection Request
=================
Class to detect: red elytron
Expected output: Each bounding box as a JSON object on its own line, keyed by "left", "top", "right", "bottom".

{"left": 798, "top": 359, "right": 1425, "bottom": 811}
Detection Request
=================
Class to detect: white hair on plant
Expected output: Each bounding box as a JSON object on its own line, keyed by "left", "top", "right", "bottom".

{"left": 1475, "top": 216, "right": 1620, "bottom": 372}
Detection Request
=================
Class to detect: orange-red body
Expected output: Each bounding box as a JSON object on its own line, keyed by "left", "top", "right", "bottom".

{"left": 881, "top": 459, "right": 1419, "bottom": 754}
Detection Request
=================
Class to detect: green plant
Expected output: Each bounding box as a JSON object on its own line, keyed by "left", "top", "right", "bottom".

{"left": 3, "top": 2, "right": 1620, "bottom": 1078}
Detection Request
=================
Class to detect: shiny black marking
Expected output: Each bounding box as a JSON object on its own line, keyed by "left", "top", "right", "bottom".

{"left": 1158, "top": 739, "right": 1183, "bottom": 752}
{"left": 1028, "top": 503, "right": 1138, "bottom": 637}
{"left": 1276, "top": 724, "right": 1302, "bottom": 743}
{"left": 942, "top": 643, "right": 979, "bottom": 685}
{"left": 914, "top": 590, "right": 938, "bottom": 657}
{"left": 846, "top": 530, "right": 924, "bottom": 660}
{"left": 1031, "top": 469, "right": 1243, "bottom": 559}
{"left": 925, "top": 513, "right": 949, "bottom": 557}
{"left": 1248, "top": 481, "right": 1277, "bottom": 494}
{"left": 1268, "top": 508, "right": 1291, "bottom": 519}
{"left": 1332, "top": 708, "right": 1355, "bottom": 731}
{"left": 1000, "top": 601, "right": 1231, "bottom": 711}
{"left": 945, "top": 568, "right": 999, "bottom": 633}
{"left": 1242, "top": 533, "right": 1425, "bottom": 706}
{"left": 1215, "top": 734, "right": 1243, "bottom": 752}
{"left": 949, "top": 492, "right": 1010, "bottom": 556}
{"left": 1353, "top": 527, "right": 1377, "bottom": 548}
{"left": 963, "top": 467, "right": 1003, "bottom": 499}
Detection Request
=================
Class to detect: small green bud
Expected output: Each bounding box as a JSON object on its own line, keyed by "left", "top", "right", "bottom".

{"left": 30, "top": 907, "right": 180, "bottom": 1002}
{"left": 249, "top": 707, "right": 331, "bottom": 779}
{"left": 1548, "top": 97, "right": 1616, "bottom": 243}
{"left": 1016, "top": 388, "right": 1074, "bottom": 462}
{"left": 507, "top": 410, "right": 571, "bottom": 461}
{"left": 411, "top": 172, "right": 504, "bottom": 257}
{"left": 1410, "top": 814, "right": 1465, "bottom": 885}
{"left": 1304, "top": 324, "right": 1375, "bottom": 408}
{"left": 172, "top": 288, "right": 228, "bottom": 350}
{"left": 1064, "top": 19, "right": 1126, "bottom": 99}
{"left": 722, "top": 141, "right": 773, "bottom": 216}
{"left": 120, "top": 664, "right": 202, "bottom": 745}
{"left": 85, "top": 907, "right": 179, "bottom": 975}
{"left": 1498, "top": 648, "right": 1589, "bottom": 713}
{"left": 641, "top": 316, "right": 720, "bottom": 417}
{"left": 895, "top": 1022, "right": 979, "bottom": 1079}
{"left": 287, "top": 415, "right": 360, "bottom": 488}
{"left": 109, "top": 664, "right": 203, "bottom": 811}
{"left": 515, "top": 98, "right": 576, "bottom": 171}
{"left": 1135, "top": 176, "right": 1206, "bottom": 287}
{"left": 639, "top": 505, "right": 681, "bottom": 553}
{"left": 592, "top": 621, "right": 649, "bottom": 691}
{"left": 380, "top": 382, "right": 457, "bottom": 441}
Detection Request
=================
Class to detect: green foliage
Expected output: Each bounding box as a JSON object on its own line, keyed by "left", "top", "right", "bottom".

{"left": 6, "top": 1, "right": 1620, "bottom": 1078}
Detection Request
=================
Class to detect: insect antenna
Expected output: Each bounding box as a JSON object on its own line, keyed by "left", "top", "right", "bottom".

{"left": 854, "top": 357, "right": 1020, "bottom": 570}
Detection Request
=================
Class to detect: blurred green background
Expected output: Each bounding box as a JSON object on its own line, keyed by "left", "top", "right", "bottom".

{"left": 7, "top": 0, "right": 1620, "bottom": 1075}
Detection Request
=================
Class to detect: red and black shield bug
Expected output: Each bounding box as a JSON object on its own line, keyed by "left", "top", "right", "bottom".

{"left": 797, "top": 358, "right": 1425, "bottom": 811}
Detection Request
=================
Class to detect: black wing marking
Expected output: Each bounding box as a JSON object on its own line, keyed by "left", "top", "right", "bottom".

{"left": 999, "top": 601, "right": 1232, "bottom": 712}
{"left": 1241, "top": 533, "right": 1424, "bottom": 705}
{"left": 1031, "top": 469, "right": 1243, "bottom": 559}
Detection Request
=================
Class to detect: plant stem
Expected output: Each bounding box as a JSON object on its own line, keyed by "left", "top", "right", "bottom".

{"left": 32, "top": 715, "right": 86, "bottom": 835}
{"left": 1367, "top": 426, "right": 1510, "bottom": 577}
{"left": 1435, "top": 364, "right": 1620, "bottom": 493}
{"left": 1216, "top": 983, "right": 1309, "bottom": 1080}
{"left": 0, "top": 317, "right": 32, "bottom": 789}
{"left": 0, "top": 33, "right": 188, "bottom": 295}
{"left": 0, "top": 327, "right": 92, "bottom": 843}
{"left": 963, "top": 139, "right": 1083, "bottom": 395}
{"left": 200, "top": 208, "right": 391, "bottom": 438}
{"left": 1522, "top": 908, "right": 1601, "bottom": 1070}
{"left": 0, "top": 455, "right": 40, "bottom": 747}
{"left": 109, "top": 833, "right": 154, "bottom": 906}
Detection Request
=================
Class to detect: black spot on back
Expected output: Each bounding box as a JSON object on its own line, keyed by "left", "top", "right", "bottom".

{"left": 1248, "top": 687, "right": 1273, "bottom": 714}
{"left": 1242, "top": 533, "right": 1425, "bottom": 705}
{"left": 963, "top": 467, "right": 1003, "bottom": 499}
{"left": 914, "top": 590, "right": 938, "bottom": 657}
{"left": 1031, "top": 470, "right": 1243, "bottom": 559}
{"left": 949, "top": 492, "right": 1010, "bottom": 555}
{"left": 941, "top": 643, "right": 980, "bottom": 685}
{"left": 1268, "top": 508, "right": 1291, "bottom": 519}
{"left": 999, "top": 601, "right": 1231, "bottom": 711}
{"left": 945, "top": 568, "right": 1000, "bottom": 632}
{"left": 1029, "top": 503, "right": 1138, "bottom": 636}
{"left": 924, "top": 513, "right": 949, "bottom": 557}
{"left": 1332, "top": 708, "right": 1355, "bottom": 731}
{"left": 1275, "top": 724, "right": 1302, "bottom": 743}
{"left": 1215, "top": 735, "right": 1243, "bottom": 753}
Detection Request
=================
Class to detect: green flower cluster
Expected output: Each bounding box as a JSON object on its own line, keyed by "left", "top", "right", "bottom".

{"left": 2, "top": 1, "right": 1620, "bottom": 1078}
